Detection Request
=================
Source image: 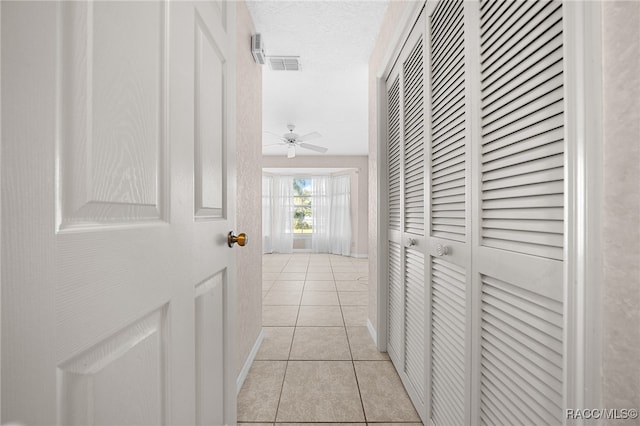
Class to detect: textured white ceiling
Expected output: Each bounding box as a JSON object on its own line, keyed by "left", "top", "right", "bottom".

{"left": 246, "top": 0, "right": 389, "bottom": 157}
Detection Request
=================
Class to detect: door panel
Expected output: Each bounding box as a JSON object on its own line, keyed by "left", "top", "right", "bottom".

{"left": 425, "top": 0, "right": 471, "bottom": 424}
{"left": 194, "top": 11, "right": 226, "bottom": 219}
{"left": 427, "top": 0, "right": 467, "bottom": 253}
{"left": 386, "top": 69, "right": 404, "bottom": 367}
{"left": 430, "top": 257, "right": 466, "bottom": 426}
{"left": 387, "top": 241, "right": 403, "bottom": 362}
{"left": 57, "top": 1, "right": 167, "bottom": 229}
{"left": 404, "top": 247, "right": 426, "bottom": 402}
{"left": 385, "top": 9, "right": 427, "bottom": 420}
{"left": 387, "top": 75, "right": 402, "bottom": 234}
{"left": 475, "top": 1, "right": 565, "bottom": 423}
{"left": 403, "top": 36, "right": 426, "bottom": 238}
{"left": 429, "top": 0, "right": 466, "bottom": 244}
{"left": 58, "top": 307, "right": 168, "bottom": 426}
{"left": 1, "top": 2, "right": 236, "bottom": 425}
{"left": 195, "top": 273, "right": 225, "bottom": 426}
{"left": 479, "top": 275, "right": 563, "bottom": 424}
{"left": 479, "top": 0, "right": 564, "bottom": 261}
{"left": 402, "top": 22, "right": 427, "bottom": 409}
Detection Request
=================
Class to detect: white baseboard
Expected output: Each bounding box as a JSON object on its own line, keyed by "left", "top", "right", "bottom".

{"left": 236, "top": 328, "right": 264, "bottom": 394}
{"left": 351, "top": 253, "right": 369, "bottom": 259}
{"left": 367, "top": 318, "right": 377, "bottom": 346}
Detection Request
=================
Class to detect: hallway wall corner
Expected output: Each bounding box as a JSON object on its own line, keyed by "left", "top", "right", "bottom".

{"left": 235, "top": 0, "right": 263, "bottom": 377}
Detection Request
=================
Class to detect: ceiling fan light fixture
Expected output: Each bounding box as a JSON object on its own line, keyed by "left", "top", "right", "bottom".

{"left": 287, "top": 145, "right": 296, "bottom": 159}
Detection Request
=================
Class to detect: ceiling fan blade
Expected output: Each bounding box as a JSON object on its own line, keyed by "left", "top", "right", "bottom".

{"left": 287, "top": 145, "right": 296, "bottom": 159}
{"left": 264, "top": 131, "right": 286, "bottom": 141}
{"left": 299, "top": 142, "right": 328, "bottom": 153}
{"left": 262, "top": 143, "right": 286, "bottom": 147}
{"left": 298, "top": 131, "right": 322, "bottom": 142}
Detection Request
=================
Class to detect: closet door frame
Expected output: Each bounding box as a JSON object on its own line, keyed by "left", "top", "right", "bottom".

{"left": 375, "top": 0, "right": 605, "bottom": 420}
{"left": 562, "top": 0, "right": 604, "bottom": 416}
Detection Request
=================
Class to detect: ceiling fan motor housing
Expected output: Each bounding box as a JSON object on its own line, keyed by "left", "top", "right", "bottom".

{"left": 285, "top": 124, "right": 298, "bottom": 142}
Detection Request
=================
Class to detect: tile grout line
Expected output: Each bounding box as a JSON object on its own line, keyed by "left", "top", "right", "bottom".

{"left": 337, "top": 269, "right": 369, "bottom": 425}
{"left": 273, "top": 254, "right": 311, "bottom": 424}
{"left": 271, "top": 254, "right": 303, "bottom": 424}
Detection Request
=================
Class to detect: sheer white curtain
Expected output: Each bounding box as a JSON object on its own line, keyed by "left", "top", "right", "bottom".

{"left": 271, "top": 175, "right": 294, "bottom": 253}
{"left": 262, "top": 176, "right": 273, "bottom": 254}
{"left": 311, "top": 176, "right": 331, "bottom": 252}
{"left": 311, "top": 174, "right": 351, "bottom": 256}
{"left": 329, "top": 175, "right": 352, "bottom": 256}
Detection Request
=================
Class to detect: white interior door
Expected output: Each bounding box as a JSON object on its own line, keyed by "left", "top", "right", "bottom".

{"left": 1, "top": 1, "right": 237, "bottom": 425}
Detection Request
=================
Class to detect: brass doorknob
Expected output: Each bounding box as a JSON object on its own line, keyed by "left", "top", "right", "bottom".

{"left": 228, "top": 231, "right": 248, "bottom": 247}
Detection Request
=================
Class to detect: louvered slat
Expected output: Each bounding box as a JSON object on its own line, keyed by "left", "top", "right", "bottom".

{"left": 388, "top": 241, "right": 402, "bottom": 358}
{"left": 430, "top": 0, "right": 466, "bottom": 243}
{"left": 480, "top": 0, "right": 564, "bottom": 260}
{"left": 431, "top": 0, "right": 460, "bottom": 47}
{"left": 404, "top": 248, "right": 425, "bottom": 402}
{"left": 403, "top": 37, "right": 425, "bottom": 235}
{"left": 483, "top": 138, "right": 563, "bottom": 171}
{"left": 431, "top": 258, "right": 466, "bottom": 426}
{"left": 481, "top": 1, "right": 532, "bottom": 54}
{"left": 481, "top": 0, "right": 516, "bottom": 29}
{"left": 388, "top": 76, "right": 402, "bottom": 231}
{"left": 480, "top": 275, "right": 563, "bottom": 425}
{"left": 482, "top": 3, "right": 562, "bottom": 75}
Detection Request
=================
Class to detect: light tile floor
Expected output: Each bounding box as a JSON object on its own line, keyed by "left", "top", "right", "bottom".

{"left": 238, "top": 253, "right": 423, "bottom": 426}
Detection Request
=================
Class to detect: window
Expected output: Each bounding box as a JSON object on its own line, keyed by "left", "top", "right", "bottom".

{"left": 293, "top": 178, "right": 312, "bottom": 233}
{"left": 262, "top": 174, "right": 351, "bottom": 254}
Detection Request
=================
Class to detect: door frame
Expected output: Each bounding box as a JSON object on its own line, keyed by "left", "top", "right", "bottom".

{"left": 374, "top": 0, "right": 605, "bottom": 417}
{"left": 0, "top": 3, "right": 3, "bottom": 419}
{"left": 563, "top": 1, "right": 604, "bottom": 417}
{"left": 225, "top": 1, "right": 238, "bottom": 421}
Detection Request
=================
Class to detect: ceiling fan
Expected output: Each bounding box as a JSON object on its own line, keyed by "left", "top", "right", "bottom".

{"left": 263, "top": 124, "right": 328, "bottom": 158}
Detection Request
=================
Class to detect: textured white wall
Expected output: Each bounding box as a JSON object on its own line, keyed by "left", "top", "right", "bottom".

{"left": 236, "top": 0, "right": 263, "bottom": 376}
{"left": 602, "top": 0, "right": 640, "bottom": 417}
{"left": 262, "top": 155, "right": 369, "bottom": 257}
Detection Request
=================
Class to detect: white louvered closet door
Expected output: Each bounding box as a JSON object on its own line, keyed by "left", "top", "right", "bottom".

{"left": 473, "top": 1, "right": 566, "bottom": 424}
{"left": 385, "top": 9, "right": 428, "bottom": 421}
{"left": 425, "top": 1, "right": 473, "bottom": 425}
{"left": 388, "top": 1, "right": 568, "bottom": 424}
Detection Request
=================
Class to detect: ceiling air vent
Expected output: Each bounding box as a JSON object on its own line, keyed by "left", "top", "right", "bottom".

{"left": 268, "top": 56, "right": 301, "bottom": 71}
